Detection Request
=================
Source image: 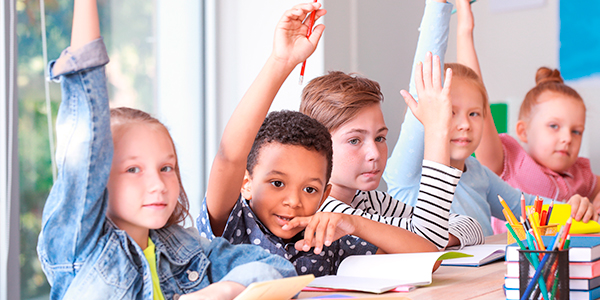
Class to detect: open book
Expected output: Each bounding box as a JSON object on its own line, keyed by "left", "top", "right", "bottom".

{"left": 440, "top": 244, "right": 506, "bottom": 267}
{"left": 306, "top": 251, "right": 470, "bottom": 294}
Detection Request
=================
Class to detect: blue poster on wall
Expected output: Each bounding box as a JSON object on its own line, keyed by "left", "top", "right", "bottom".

{"left": 560, "top": 0, "right": 600, "bottom": 81}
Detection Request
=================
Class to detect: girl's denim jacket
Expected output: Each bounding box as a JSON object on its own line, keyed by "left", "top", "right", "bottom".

{"left": 36, "top": 39, "right": 296, "bottom": 300}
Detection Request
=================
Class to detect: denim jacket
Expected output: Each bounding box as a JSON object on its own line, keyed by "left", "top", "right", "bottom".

{"left": 36, "top": 39, "right": 296, "bottom": 300}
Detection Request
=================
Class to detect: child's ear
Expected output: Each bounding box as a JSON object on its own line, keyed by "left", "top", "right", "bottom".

{"left": 241, "top": 170, "right": 253, "bottom": 200}
{"left": 318, "top": 183, "right": 333, "bottom": 207}
{"left": 515, "top": 120, "right": 528, "bottom": 143}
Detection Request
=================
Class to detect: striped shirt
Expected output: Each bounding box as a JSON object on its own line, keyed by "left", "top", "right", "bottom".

{"left": 320, "top": 160, "right": 484, "bottom": 249}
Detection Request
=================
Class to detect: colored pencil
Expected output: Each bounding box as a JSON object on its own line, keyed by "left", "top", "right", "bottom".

{"left": 540, "top": 210, "right": 547, "bottom": 226}
{"left": 546, "top": 199, "right": 554, "bottom": 224}
{"left": 299, "top": 0, "right": 318, "bottom": 84}
{"left": 520, "top": 193, "right": 526, "bottom": 220}
{"left": 497, "top": 195, "right": 519, "bottom": 225}
{"left": 520, "top": 234, "right": 560, "bottom": 300}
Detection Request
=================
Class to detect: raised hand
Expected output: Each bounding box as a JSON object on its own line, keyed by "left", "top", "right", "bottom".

{"left": 401, "top": 52, "right": 452, "bottom": 132}
{"left": 401, "top": 52, "right": 453, "bottom": 165}
{"left": 271, "top": 2, "right": 326, "bottom": 69}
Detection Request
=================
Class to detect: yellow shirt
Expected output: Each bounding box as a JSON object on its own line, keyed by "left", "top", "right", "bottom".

{"left": 143, "top": 238, "right": 165, "bottom": 300}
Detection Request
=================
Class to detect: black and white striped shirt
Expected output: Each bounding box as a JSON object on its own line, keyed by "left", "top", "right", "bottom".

{"left": 319, "top": 160, "right": 485, "bottom": 249}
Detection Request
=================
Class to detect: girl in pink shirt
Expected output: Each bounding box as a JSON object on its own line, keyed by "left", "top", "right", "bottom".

{"left": 456, "top": 1, "right": 600, "bottom": 234}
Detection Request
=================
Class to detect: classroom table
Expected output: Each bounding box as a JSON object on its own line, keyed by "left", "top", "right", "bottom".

{"left": 297, "top": 234, "right": 507, "bottom": 300}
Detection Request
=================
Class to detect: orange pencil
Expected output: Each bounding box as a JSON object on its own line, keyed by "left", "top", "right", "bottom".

{"left": 299, "top": 0, "right": 318, "bottom": 84}
{"left": 497, "top": 195, "right": 519, "bottom": 225}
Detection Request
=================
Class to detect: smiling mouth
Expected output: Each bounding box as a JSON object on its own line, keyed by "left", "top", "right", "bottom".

{"left": 276, "top": 214, "right": 293, "bottom": 222}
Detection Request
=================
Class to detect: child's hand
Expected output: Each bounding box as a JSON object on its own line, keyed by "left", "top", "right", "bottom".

{"left": 456, "top": 0, "right": 475, "bottom": 34}
{"left": 567, "top": 194, "right": 598, "bottom": 223}
{"left": 271, "top": 2, "right": 326, "bottom": 69}
{"left": 401, "top": 52, "right": 452, "bottom": 133}
{"left": 179, "top": 281, "right": 245, "bottom": 300}
{"left": 282, "top": 212, "right": 357, "bottom": 255}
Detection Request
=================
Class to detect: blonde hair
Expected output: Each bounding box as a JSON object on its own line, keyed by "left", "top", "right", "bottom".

{"left": 110, "top": 107, "right": 190, "bottom": 227}
{"left": 444, "top": 63, "right": 488, "bottom": 115}
{"left": 300, "top": 71, "right": 383, "bottom": 132}
{"left": 519, "top": 67, "right": 584, "bottom": 121}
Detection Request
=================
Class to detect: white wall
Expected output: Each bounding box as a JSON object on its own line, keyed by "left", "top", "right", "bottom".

{"left": 212, "top": 0, "right": 600, "bottom": 190}
{"left": 323, "top": 0, "right": 600, "bottom": 183}
{"left": 212, "top": 0, "right": 325, "bottom": 148}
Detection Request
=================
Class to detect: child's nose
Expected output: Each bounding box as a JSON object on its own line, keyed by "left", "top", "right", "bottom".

{"left": 455, "top": 115, "right": 471, "bottom": 131}
{"left": 283, "top": 191, "right": 302, "bottom": 208}
{"left": 365, "top": 141, "right": 380, "bottom": 162}
{"left": 560, "top": 129, "right": 572, "bottom": 144}
{"left": 147, "top": 170, "right": 167, "bottom": 193}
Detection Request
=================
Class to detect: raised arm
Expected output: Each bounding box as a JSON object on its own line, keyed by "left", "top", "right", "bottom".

{"left": 205, "top": 3, "right": 326, "bottom": 236}
{"left": 456, "top": 0, "right": 504, "bottom": 175}
{"left": 37, "top": 0, "right": 112, "bottom": 291}
{"left": 383, "top": 0, "right": 453, "bottom": 205}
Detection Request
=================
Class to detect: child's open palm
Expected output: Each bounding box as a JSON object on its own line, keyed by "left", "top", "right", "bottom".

{"left": 401, "top": 52, "right": 453, "bottom": 133}
{"left": 272, "top": 2, "right": 326, "bottom": 70}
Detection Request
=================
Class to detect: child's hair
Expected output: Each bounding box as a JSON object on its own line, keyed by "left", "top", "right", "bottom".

{"left": 518, "top": 67, "right": 585, "bottom": 121}
{"left": 110, "top": 107, "right": 190, "bottom": 227}
{"left": 299, "top": 71, "right": 383, "bottom": 132}
{"left": 444, "top": 63, "right": 488, "bottom": 115}
{"left": 246, "top": 110, "right": 333, "bottom": 182}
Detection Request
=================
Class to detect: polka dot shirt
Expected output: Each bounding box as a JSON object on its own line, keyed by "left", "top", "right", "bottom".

{"left": 197, "top": 195, "right": 377, "bottom": 277}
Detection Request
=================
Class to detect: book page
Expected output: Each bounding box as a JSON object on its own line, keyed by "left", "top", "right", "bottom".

{"left": 335, "top": 252, "right": 470, "bottom": 286}
{"left": 441, "top": 244, "right": 506, "bottom": 266}
{"left": 307, "top": 276, "right": 408, "bottom": 294}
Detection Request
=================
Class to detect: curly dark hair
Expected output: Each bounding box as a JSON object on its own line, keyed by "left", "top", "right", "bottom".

{"left": 247, "top": 110, "right": 333, "bottom": 183}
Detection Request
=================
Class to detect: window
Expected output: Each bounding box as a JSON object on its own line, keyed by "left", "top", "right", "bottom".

{"left": 16, "top": 0, "right": 204, "bottom": 298}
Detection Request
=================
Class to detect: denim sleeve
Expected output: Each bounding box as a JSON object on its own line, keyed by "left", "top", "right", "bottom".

{"left": 383, "top": 0, "right": 453, "bottom": 206}
{"left": 37, "top": 38, "right": 112, "bottom": 286}
{"left": 201, "top": 237, "right": 297, "bottom": 287}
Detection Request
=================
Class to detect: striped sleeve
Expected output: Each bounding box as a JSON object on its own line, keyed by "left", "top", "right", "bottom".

{"left": 318, "top": 192, "right": 414, "bottom": 229}
{"left": 447, "top": 213, "right": 485, "bottom": 249}
{"left": 410, "top": 160, "right": 462, "bottom": 248}
{"left": 319, "top": 161, "right": 482, "bottom": 249}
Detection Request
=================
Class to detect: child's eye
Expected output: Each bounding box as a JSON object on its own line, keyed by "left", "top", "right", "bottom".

{"left": 549, "top": 124, "right": 559, "bottom": 130}
{"left": 348, "top": 138, "right": 360, "bottom": 145}
{"left": 375, "top": 136, "right": 387, "bottom": 143}
{"left": 469, "top": 112, "right": 480, "bottom": 117}
{"left": 126, "top": 167, "right": 141, "bottom": 173}
{"left": 572, "top": 130, "right": 583, "bottom": 136}
{"left": 271, "top": 181, "right": 284, "bottom": 188}
{"left": 161, "top": 166, "right": 174, "bottom": 172}
{"left": 304, "top": 187, "right": 317, "bottom": 194}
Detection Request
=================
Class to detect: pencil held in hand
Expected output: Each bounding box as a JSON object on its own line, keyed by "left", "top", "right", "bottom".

{"left": 299, "top": 0, "right": 318, "bottom": 84}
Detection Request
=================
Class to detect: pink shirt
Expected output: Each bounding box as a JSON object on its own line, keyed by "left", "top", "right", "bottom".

{"left": 491, "top": 134, "right": 596, "bottom": 234}
{"left": 499, "top": 133, "right": 596, "bottom": 201}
